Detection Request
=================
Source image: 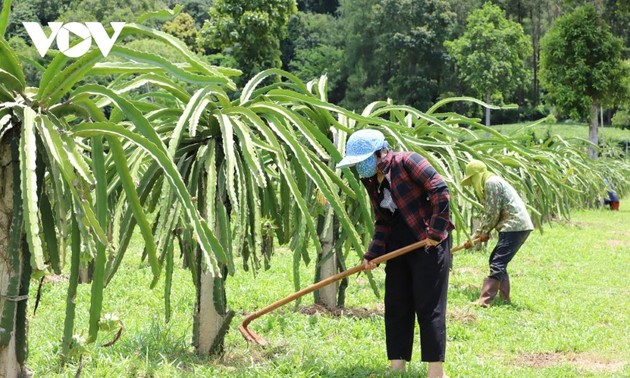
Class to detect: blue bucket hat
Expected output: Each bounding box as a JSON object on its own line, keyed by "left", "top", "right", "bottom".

{"left": 336, "top": 129, "right": 387, "bottom": 169}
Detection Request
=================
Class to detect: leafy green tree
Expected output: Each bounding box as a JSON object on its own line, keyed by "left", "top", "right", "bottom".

{"left": 445, "top": 2, "right": 532, "bottom": 126}
{"left": 285, "top": 12, "right": 344, "bottom": 102}
{"left": 339, "top": 0, "right": 457, "bottom": 111}
{"left": 565, "top": 0, "right": 630, "bottom": 58}
{"left": 197, "top": 0, "right": 298, "bottom": 82}
{"left": 57, "top": 0, "right": 166, "bottom": 26}
{"left": 540, "top": 5, "right": 629, "bottom": 158}
{"left": 5, "top": 0, "right": 75, "bottom": 39}
{"left": 163, "top": 12, "right": 199, "bottom": 52}
{"left": 167, "top": 0, "right": 213, "bottom": 27}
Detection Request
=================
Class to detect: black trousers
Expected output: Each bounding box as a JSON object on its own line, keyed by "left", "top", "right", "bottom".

{"left": 488, "top": 230, "right": 531, "bottom": 280}
{"left": 384, "top": 236, "right": 451, "bottom": 362}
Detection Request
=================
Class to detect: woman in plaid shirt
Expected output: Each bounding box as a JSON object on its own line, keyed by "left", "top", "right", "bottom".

{"left": 337, "top": 129, "right": 454, "bottom": 378}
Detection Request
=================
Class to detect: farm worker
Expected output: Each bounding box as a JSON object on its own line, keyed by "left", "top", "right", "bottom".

{"left": 336, "top": 129, "right": 454, "bottom": 378}
{"left": 461, "top": 159, "right": 534, "bottom": 307}
{"left": 603, "top": 179, "right": 620, "bottom": 211}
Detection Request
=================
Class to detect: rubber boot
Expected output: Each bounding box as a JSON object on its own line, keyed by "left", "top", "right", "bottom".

{"left": 499, "top": 274, "right": 510, "bottom": 302}
{"left": 478, "top": 277, "right": 500, "bottom": 307}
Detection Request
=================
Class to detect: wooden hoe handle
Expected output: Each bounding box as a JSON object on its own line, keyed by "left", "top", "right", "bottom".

{"left": 238, "top": 237, "right": 481, "bottom": 345}
{"left": 238, "top": 239, "right": 430, "bottom": 345}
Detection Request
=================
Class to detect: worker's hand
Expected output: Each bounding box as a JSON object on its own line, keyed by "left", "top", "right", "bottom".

{"left": 423, "top": 238, "right": 440, "bottom": 248}
{"left": 363, "top": 258, "right": 377, "bottom": 271}
{"left": 478, "top": 234, "right": 490, "bottom": 242}
{"left": 464, "top": 240, "right": 473, "bottom": 249}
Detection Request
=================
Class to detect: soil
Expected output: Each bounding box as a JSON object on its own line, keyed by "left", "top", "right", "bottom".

{"left": 606, "top": 239, "right": 630, "bottom": 248}
{"left": 514, "top": 351, "right": 626, "bottom": 373}
{"left": 298, "top": 303, "right": 384, "bottom": 318}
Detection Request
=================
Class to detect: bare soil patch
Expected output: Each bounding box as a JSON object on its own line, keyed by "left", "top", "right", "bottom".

{"left": 514, "top": 351, "right": 626, "bottom": 373}
{"left": 447, "top": 307, "right": 477, "bottom": 324}
{"left": 453, "top": 267, "right": 485, "bottom": 276}
{"left": 42, "top": 274, "right": 68, "bottom": 284}
{"left": 298, "top": 303, "right": 384, "bottom": 318}
{"left": 606, "top": 239, "right": 630, "bottom": 248}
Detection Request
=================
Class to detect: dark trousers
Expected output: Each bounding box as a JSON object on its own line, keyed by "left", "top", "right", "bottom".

{"left": 488, "top": 230, "right": 531, "bottom": 280}
{"left": 384, "top": 237, "right": 451, "bottom": 362}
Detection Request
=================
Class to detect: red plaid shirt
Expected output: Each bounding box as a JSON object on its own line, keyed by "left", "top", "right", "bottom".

{"left": 361, "top": 151, "right": 454, "bottom": 260}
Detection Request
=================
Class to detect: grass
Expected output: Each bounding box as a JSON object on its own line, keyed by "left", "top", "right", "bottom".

{"left": 492, "top": 122, "right": 630, "bottom": 146}
{"left": 26, "top": 207, "right": 630, "bottom": 377}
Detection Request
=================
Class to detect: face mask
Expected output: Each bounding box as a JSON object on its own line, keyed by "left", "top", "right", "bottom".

{"left": 356, "top": 155, "right": 377, "bottom": 178}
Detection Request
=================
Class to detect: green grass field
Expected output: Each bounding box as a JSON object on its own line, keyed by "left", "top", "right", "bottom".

{"left": 493, "top": 122, "right": 630, "bottom": 147}
{"left": 26, "top": 207, "right": 629, "bottom": 377}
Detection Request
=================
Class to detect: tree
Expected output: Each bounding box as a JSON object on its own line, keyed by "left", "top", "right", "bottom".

{"left": 284, "top": 12, "right": 344, "bottom": 103}
{"left": 167, "top": 0, "right": 213, "bottom": 27}
{"left": 565, "top": 0, "right": 630, "bottom": 59}
{"left": 58, "top": 0, "right": 166, "bottom": 23}
{"left": 163, "top": 12, "right": 200, "bottom": 52}
{"left": 5, "top": 0, "right": 75, "bottom": 40}
{"left": 445, "top": 2, "right": 532, "bottom": 126}
{"left": 197, "top": 0, "right": 298, "bottom": 82}
{"left": 540, "top": 5, "right": 628, "bottom": 158}
{"left": 339, "top": 0, "right": 457, "bottom": 111}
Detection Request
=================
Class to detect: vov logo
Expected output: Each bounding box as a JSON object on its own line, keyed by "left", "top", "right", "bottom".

{"left": 22, "top": 22, "right": 126, "bottom": 58}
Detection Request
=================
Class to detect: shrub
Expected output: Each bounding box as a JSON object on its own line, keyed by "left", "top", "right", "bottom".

{"left": 611, "top": 109, "right": 630, "bottom": 130}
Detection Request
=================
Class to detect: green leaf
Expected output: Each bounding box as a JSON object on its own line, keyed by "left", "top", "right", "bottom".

{"left": 426, "top": 96, "right": 515, "bottom": 115}
{"left": 38, "top": 49, "right": 104, "bottom": 105}
{"left": 61, "top": 217, "right": 81, "bottom": 364}
{"left": 107, "top": 73, "right": 190, "bottom": 104}
{"left": 19, "top": 107, "right": 46, "bottom": 272}
{"left": 240, "top": 68, "right": 309, "bottom": 105}
{"left": 168, "top": 86, "right": 228, "bottom": 160}
{"left": 106, "top": 162, "right": 161, "bottom": 284}
{"left": 88, "top": 136, "right": 108, "bottom": 343}
{"left": 39, "top": 189, "right": 60, "bottom": 274}
{"left": 231, "top": 117, "right": 266, "bottom": 187}
{"left": 72, "top": 85, "right": 164, "bottom": 148}
{"left": 73, "top": 122, "right": 226, "bottom": 275}
{"left": 118, "top": 23, "right": 239, "bottom": 86}
{"left": 0, "top": 0, "right": 12, "bottom": 37}
{"left": 0, "top": 38, "right": 25, "bottom": 92}
{"left": 136, "top": 5, "right": 182, "bottom": 24}
{"left": 215, "top": 113, "right": 240, "bottom": 213}
{"left": 0, "top": 69, "right": 23, "bottom": 93}
{"left": 108, "top": 137, "right": 161, "bottom": 287}
{"left": 37, "top": 116, "right": 107, "bottom": 245}
{"left": 251, "top": 102, "right": 329, "bottom": 160}
{"left": 110, "top": 46, "right": 230, "bottom": 85}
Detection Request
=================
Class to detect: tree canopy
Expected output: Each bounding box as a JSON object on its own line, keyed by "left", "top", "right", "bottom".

{"left": 197, "top": 0, "right": 298, "bottom": 82}
{"left": 3, "top": 0, "right": 630, "bottom": 127}
{"left": 339, "top": 0, "right": 457, "bottom": 111}
{"left": 540, "top": 4, "right": 628, "bottom": 120}
{"left": 445, "top": 2, "right": 532, "bottom": 125}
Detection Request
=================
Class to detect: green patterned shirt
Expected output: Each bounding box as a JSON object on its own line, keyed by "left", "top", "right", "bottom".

{"left": 475, "top": 176, "right": 534, "bottom": 236}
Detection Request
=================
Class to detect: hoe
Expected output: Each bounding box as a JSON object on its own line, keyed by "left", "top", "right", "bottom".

{"left": 239, "top": 238, "right": 480, "bottom": 345}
